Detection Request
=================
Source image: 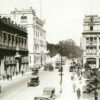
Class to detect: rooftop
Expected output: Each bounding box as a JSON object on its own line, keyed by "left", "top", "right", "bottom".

{"left": 0, "top": 16, "right": 27, "bottom": 33}
{"left": 84, "top": 15, "right": 100, "bottom": 23}
{"left": 11, "top": 7, "right": 36, "bottom": 16}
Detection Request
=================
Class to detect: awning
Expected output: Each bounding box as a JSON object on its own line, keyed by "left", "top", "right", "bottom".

{"left": 86, "top": 58, "right": 96, "bottom": 62}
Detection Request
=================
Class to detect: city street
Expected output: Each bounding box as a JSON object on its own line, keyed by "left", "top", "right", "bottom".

{"left": 1, "top": 1, "right": 100, "bottom": 100}
{"left": 0, "top": 67, "right": 60, "bottom": 100}
{"left": 0, "top": 61, "right": 80, "bottom": 100}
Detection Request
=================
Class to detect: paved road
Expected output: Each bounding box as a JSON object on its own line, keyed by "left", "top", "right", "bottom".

{"left": 0, "top": 68, "right": 60, "bottom": 100}
{"left": 0, "top": 60, "right": 86, "bottom": 100}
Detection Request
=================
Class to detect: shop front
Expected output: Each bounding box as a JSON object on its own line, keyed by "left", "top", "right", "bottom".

{"left": 86, "top": 58, "right": 96, "bottom": 68}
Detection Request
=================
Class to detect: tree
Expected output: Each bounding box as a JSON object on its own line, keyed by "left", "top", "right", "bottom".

{"left": 85, "top": 69, "right": 99, "bottom": 100}
{"left": 47, "top": 39, "right": 83, "bottom": 58}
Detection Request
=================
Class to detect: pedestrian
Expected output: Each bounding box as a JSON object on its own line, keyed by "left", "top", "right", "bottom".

{"left": 73, "top": 83, "right": 76, "bottom": 93}
{"left": 0, "top": 85, "right": 1, "bottom": 93}
{"left": 77, "top": 88, "right": 81, "bottom": 100}
{"left": 71, "top": 76, "right": 74, "bottom": 80}
{"left": 81, "top": 71, "right": 82, "bottom": 77}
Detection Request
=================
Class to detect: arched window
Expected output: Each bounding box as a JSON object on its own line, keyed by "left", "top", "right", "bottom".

{"left": 90, "top": 25, "right": 93, "bottom": 31}
{"left": 21, "top": 16, "right": 27, "bottom": 23}
{"left": 90, "top": 37, "right": 93, "bottom": 42}
{"left": 90, "top": 17, "right": 93, "bottom": 31}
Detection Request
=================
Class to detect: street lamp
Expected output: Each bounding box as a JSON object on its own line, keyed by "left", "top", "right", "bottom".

{"left": 59, "top": 43, "right": 63, "bottom": 94}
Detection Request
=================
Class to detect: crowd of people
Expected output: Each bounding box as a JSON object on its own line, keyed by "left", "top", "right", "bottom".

{"left": 70, "top": 61, "right": 83, "bottom": 100}
{"left": 0, "top": 70, "right": 25, "bottom": 81}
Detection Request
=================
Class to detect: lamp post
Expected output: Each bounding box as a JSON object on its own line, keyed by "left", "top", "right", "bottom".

{"left": 59, "top": 43, "right": 63, "bottom": 94}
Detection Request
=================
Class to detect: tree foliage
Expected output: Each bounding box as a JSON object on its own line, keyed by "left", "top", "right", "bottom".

{"left": 47, "top": 39, "right": 83, "bottom": 58}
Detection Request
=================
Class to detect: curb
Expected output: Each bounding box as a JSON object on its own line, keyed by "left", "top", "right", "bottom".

{"left": 0, "top": 71, "right": 32, "bottom": 83}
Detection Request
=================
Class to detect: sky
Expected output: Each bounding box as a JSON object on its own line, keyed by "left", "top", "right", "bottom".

{"left": 0, "top": 0, "right": 100, "bottom": 46}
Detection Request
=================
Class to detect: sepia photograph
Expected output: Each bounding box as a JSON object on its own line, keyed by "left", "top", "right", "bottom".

{"left": 0, "top": 0, "right": 100, "bottom": 100}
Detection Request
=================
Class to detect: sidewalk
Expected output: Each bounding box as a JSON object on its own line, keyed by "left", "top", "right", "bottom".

{"left": 70, "top": 68, "right": 94, "bottom": 100}
{"left": 0, "top": 67, "right": 44, "bottom": 83}
{"left": 58, "top": 64, "right": 91, "bottom": 100}
{"left": 0, "top": 67, "right": 44, "bottom": 93}
{"left": 56, "top": 63, "right": 78, "bottom": 100}
{"left": 0, "top": 71, "right": 32, "bottom": 83}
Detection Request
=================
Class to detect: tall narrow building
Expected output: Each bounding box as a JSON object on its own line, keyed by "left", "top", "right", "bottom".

{"left": 8, "top": 7, "right": 47, "bottom": 69}
{"left": 82, "top": 15, "right": 100, "bottom": 68}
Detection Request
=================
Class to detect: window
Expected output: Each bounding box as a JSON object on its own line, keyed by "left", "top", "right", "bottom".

{"left": 90, "top": 37, "right": 93, "bottom": 42}
{"left": 30, "top": 56, "right": 31, "bottom": 63}
{"left": 94, "top": 37, "right": 97, "bottom": 43}
{"left": 90, "top": 17, "right": 93, "bottom": 31}
{"left": 90, "top": 25, "right": 93, "bottom": 31}
{"left": 3, "top": 33, "right": 7, "bottom": 43}
{"left": 86, "top": 37, "right": 89, "bottom": 43}
{"left": 21, "top": 16, "right": 27, "bottom": 23}
{"left": 90, "top": 17, "right": 93, "bottom": 23}
{"left": 90, "top": 47, "right": 93, "bottom": 49}
{"left": 86, "top": 46, "right": 89, "bottom": 50}
{"left": 94, "top": 47, "right": 96, "bottom": 49}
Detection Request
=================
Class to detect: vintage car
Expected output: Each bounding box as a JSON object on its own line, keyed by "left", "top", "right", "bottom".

{"left": 55, "top": 61, "right": 61, "bottom": 69}
{"left": 43, "top": 87, "right": 55, "bottom": 99}
{"left": 69, "top": 65, "right": 75, "bottom": 72}
{"left": 44, "top": 64, "right": 54, "bottom": 71}
{"left": 34, "top": 95, "right": 51, "bottom": 100}
{"left": 34, "top": 87, "right": 56, "bottom": 100}
{"left": 32, "top": 67, "right": 39, "bottom": 75}
{"left": 27, "top": 75, "right": 39, "bottom": 87}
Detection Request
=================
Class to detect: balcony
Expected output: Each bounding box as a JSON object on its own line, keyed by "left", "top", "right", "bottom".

{"left": 4, "top": 60, "right": 16, "bottom": 65}
{"left": 0, "top": 44, "right": 16, "bottom": 50}
{"left": 85, "top": 52, "right": 97, "bottom": 55}
{"left": 21, "top": 60, "right": 28, "bottom": 64}
{"left": 0, "top": 43, "right": 28, "bottom": 51}
{"left": 83, "top": 30, "right": 100, "bottom": 33}
{"left": 85, "top": 42, "right": 97, "bottom": 45}
{"left": 19, "top": 47, "right": 28, "bottom": 51}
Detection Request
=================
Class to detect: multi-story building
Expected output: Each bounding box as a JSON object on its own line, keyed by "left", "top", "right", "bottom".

{"left": 82, "top": 15, "right": 100, "bottom": 68}
{"left": 0, "top": 17, "right": 28, "bottom": 77}
{"left": 9, "top": 7, "right": 47, "bottom": 69}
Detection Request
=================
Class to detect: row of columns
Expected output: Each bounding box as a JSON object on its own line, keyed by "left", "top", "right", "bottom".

{"left": 83, "top": 36, "right": 100, "bottom": 51}
{"left": 0, "top": 57, "right": 28, "bottom": 77}
{"left": 0, "top": 32, "right": 27, "bottom": 49}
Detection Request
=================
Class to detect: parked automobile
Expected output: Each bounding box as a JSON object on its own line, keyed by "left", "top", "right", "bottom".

{"left": 43, "top": 87, "right": 55, "bottom": 99}
{"left": 32, "top": 67, "right": 39, "bottom": 75}
{"left": 34, "top": 96, "right": 50, "bottom": 100}
{"left": 27, "top": 75, "right": 39, "bottom": 87}
{"left": 34, "top": 87, "right": 56, "bottom": 100}
{"left": 55, "top": 61, "right": 61, "bottom": 69}
{"left": 44, "top": 64, "right": 54, "bottom": 71}
{"left": 69, "top": 65, "right": 75, "bottom": 72}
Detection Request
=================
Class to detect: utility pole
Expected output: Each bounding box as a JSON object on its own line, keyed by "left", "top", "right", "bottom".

{"left": 59, "top": 43, "right": 63, "bottom": 94}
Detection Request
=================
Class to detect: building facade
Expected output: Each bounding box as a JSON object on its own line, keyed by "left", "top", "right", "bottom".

{"left": 82, "top": 15, "right": 100, "bottom": 68}
{"left": 0, "top": 17, "right": 28, "bottom": 77}
{"left": 9, "top": 7, "right": 47, "bottom": 68}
